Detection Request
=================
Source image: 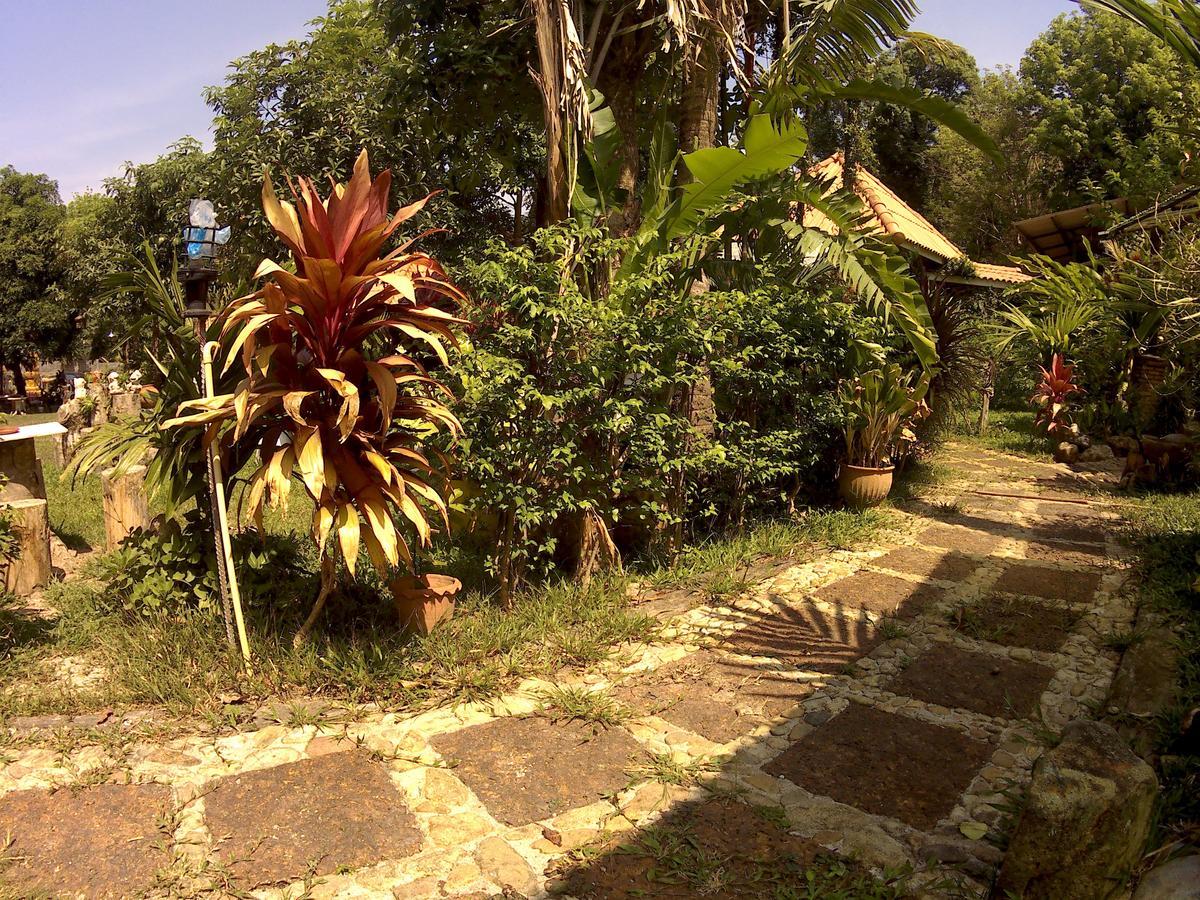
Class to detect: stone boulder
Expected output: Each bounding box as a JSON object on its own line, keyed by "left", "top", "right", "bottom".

{"left": 1055, "top": 442, "right": 1080, "bottom": 464}
{"left": 994, "top": 720, "right": 1157, "bottom": 900}
{"left": 1079, "top": 444, "right": 1115, "bottom": 463}
{"left": 1132, "top": 854, "right": 1200, "bottom": 900}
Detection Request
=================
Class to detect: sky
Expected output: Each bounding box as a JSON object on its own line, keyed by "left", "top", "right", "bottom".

{"left": 1, "top": 0, "right": 1079, "bottom": 201}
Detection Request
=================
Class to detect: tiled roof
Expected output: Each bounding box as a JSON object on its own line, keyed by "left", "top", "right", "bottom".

{"left": 971, "top": 262, "right": 1033, "bottom": 285}
{"left": 803, "top": 154, "right": 1031, "bottom": 288}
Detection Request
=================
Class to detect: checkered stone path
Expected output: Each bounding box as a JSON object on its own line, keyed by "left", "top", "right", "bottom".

{"left": 0, "top": 444, "right": 1136, "bottom": 898}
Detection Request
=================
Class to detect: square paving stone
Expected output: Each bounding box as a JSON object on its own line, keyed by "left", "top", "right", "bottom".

{"left": 872, "top": 546, "right": 981, "bottom": 582}
{"left": 1024, "top": 539, "right": 1107, "bottom": 568}
{"left": 431, "top": 716, "right": 644, "bottom": 825}
{"left": 0, "top": 783, "right": 173, "bottom": 899}
{"left": 765, "top": 704, "right": 993, "bottom": 831}
{"left": 953, "top": 594, "right": 1083, "bottom": 653}
{"left": 916, "top": 524, "right": 1004, "bottom": 555}
{"left": 886, "top": 643, "right": 1055, "bottom": 719}
{"left": 203, "top": 750, "right": 421, "bottom": 887}
{"left": 993, "top": 562, "right": 1102, "bottom": 604}
{"left": 616, "top": 651, "right": 815, "bottom": 743}
{"left": 721, "top": 604, "right": 882, "bottom": 674}
{"left": 550, "top": 796, "right": 894, "bottom": 899}
{"left": 814, "top": 571, "right": 944, "bottom": 619}
{"left": 1027, "top": 518, "right": 1108, "bottom": 545}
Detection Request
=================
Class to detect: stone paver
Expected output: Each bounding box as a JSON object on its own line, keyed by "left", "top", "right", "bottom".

{"left": 203, "top": 750, "right": 421, "bottom": 887}
{"left": 886, "top": 643, "right": 1056, "bottom": 719}
{"left": 872, "top": 545, "right": 981, "bottom": 582}
{"left": 616, "top": 650, "right": 814, "bottom": 743}
{"left": 994, "top": 562, "right": 1102, "bottom": 604}
{"left": 764, "top": 704, "right": 994, "bottom": 830}
{"left": 0, "top": 443, "right": 1139, "bottom": 898}
{"left": 430, "top": 716, "right": 644, "bottom": 825}
{"left": 720, "top": 604, "right": 882, "bottom": 674}
{"left": 916, "top": 523, "right": 1004, "bottom": 555}
{"left": 815, "top": 570, "right": 945, "bottom": 619}
{"left": 954, "top": 594, "right": 1083, "bottom": 653}
{"left": 0, "top": 783, "right": 173, "bottom": 899}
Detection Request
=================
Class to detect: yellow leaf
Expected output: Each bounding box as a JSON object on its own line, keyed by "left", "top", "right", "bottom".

{"left": 336, "top": 503, "right": 360, "bottom": 576}
{"left": 295, "top": 428, "right": 326, "bottom": 499}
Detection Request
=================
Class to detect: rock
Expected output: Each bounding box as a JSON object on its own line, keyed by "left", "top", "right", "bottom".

{"left": 995, "top": 720, "right": 1157, "bottom": 900}
{"left": 1108, "top": 435, "right": 1138, "bottom": 457}
{"left": 1132, "top": 854, "right": 1200, "bottom": 900}
{"left": 1075, "top": 434, "right": 1093, "bottom": 450}
{"left": 1055, "top": 442, "right": 1080, "bottom": 464}
{"left": 1109, "top": 627, "right": 1179, "bottom": 719}
{"left": 1079, "top": 444, "right": 1115, "bottom": 463}
{"left": 475, "top": 836, "right": 538, "bottom": 895}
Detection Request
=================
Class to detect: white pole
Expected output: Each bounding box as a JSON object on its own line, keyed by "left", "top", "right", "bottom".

{"left": 201, "top": 340, "right": 253, "bottom": 671}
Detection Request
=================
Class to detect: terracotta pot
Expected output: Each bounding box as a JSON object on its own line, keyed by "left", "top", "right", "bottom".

{"left": 389, "top": 573, "right": 462, "bottom": 636}
{"left": 838, "top": 464, "right": 895, "bottom": 509}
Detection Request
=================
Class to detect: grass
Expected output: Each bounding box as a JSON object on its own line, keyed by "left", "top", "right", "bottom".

{"left": 956, "top": 408, "right": 1056, "bottom": 459}
{"left": 1117, "top": 488, "right": 1200, "bottom": 854}
{"left": 1, "top": 411, "right": 900, "bottom": 734}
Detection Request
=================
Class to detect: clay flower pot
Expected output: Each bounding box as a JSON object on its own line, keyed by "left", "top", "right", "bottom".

{"left": 389, "top": 573, "right": 462, "bottom": 636}
{"left": 838, "top": 464, "right": 895, "bottom": 509}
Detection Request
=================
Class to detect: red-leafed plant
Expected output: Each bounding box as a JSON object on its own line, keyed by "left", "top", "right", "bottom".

{"left": 166, "top": 150, "right": 465, "bottom": 643}
{"left": 1031, "top": 353, "right": 1084, "bottom": 438}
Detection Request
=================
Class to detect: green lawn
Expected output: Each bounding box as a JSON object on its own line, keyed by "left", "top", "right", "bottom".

{"left": 957, "top": 408, "right": 1056, "bottom": 458}
{"left": 1, "top": 412, "right": 904, "bottom": 725}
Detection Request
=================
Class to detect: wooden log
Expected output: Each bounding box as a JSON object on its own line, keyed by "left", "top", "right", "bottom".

{"left": 101, "top": 465, "right": 150, "bottom": 549}
{"left": 1, "top": 499, "right": 52, "bottom": 596}
{"left": 0, "top": 438, "right": 47, "bottom": 501}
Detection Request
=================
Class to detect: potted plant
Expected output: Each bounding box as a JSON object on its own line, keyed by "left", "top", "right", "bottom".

{"left": 838, "top": 365, "right": 930, "bottom": 508}
{"left": 390, "top": 573, "right": 462, "bottom": 636}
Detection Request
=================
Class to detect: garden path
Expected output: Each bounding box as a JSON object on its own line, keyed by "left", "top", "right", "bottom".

{"left": 0, "top": 445, "right": 1136, "bottom": 898}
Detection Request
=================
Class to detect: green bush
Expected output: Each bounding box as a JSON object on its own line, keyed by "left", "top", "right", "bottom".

{"left": 95, "top": 510, "right": 302, "bottom": 617}
{"left": 449, "top": 226, "right": 877, "bottom": 590}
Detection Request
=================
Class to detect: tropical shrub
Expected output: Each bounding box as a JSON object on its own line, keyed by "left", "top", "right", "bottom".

{"left": 840, "top": 364, "right": 932, "bottom": 469}
{"left": 453, "top": 224, "right": 718, "bottom": 596}
{"left": 166, "top": 150, "right": 464, "bottom": 640}
{"left": 95, "top": 511, "right": 299, "bottom": 617}
{"left": 707, "top": 273, "right": 870, "bottom": 521}
{"left": 1031, "top": 354, "right": 1084, "bottom": 438}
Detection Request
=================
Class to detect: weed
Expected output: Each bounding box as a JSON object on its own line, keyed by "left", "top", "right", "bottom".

{"left": 536, "top": 685, "right": 631, "bottom": 730}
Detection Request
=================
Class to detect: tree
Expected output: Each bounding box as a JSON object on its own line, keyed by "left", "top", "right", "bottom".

{"left": 927, "top": 70, "right": 1055, "bottom": 260}
{"left": 0, "top": 167, "right": 67, "bottom": 394}
{"left": 55, "top": 192, "right": 124, "bottom": 360}
{"left": 1022, "top": 8, "right": 1200, "bottom": 206}
{"left": 862, "top": 40, "right": 979, "bottom": 208}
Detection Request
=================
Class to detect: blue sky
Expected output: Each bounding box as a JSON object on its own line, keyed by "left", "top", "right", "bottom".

{"left": 1, "top": 1, "right": 1079, "bottom": 200}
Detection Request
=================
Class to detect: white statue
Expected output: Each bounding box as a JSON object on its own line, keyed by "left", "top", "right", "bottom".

{"left": 127, "top": 369, "right": 142, "bottom": 390}
{"left": 107, "top": 370, "right": 122, "bottom": 392}
{"left": 73, "top": 377, "right": 86, "bottom": 400}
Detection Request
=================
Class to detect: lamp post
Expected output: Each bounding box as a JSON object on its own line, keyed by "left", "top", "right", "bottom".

{"left": 179, "top": 201, "right": 251, "bottom": 668}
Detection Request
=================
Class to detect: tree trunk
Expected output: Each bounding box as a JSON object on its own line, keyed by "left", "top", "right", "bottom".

{"left": 6, "top": 362, "right": 27, "bottom": 398}
{"left": 677, "top": 17, "right": 723, "bottom": 160}
{"left": 597, "top": 28, "right": 646, "bottom": 235}
{"left": 294, "top": 557, "right": 335, "bottom": 648}
{"left": 575, "top": 508, "right": 622, "bottom": 587}
{"left": 532, "top": 0, "right": 570, "bottom": 225}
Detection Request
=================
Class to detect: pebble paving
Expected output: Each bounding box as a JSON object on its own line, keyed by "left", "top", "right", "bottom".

{"left": 0, "top": 445, "right": 1136, "bottom": 898}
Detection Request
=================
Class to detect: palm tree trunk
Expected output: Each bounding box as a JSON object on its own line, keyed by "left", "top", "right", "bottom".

{"left": 532, "top": 0, "right": 570, "bottom": 224}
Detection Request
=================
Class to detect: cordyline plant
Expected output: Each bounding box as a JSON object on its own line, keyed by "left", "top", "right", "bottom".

{"left": 166, "top": 150, "right": 464, "bottom": 644}
{"left": 1031, "top": 353, "right": 1083, "bottom": 439}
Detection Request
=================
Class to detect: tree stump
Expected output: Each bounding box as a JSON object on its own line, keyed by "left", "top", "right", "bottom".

{"left": 109, "top": 392, "right": 140, "bottom": 420}
{"left": 0, "top": 438, "right": 46, "bottom": 501}
{"left": 101, "top": 465, "right": 150, "bottom": 549}
{"left": 1, "top": 499, "right": 52, "bottom": 595}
